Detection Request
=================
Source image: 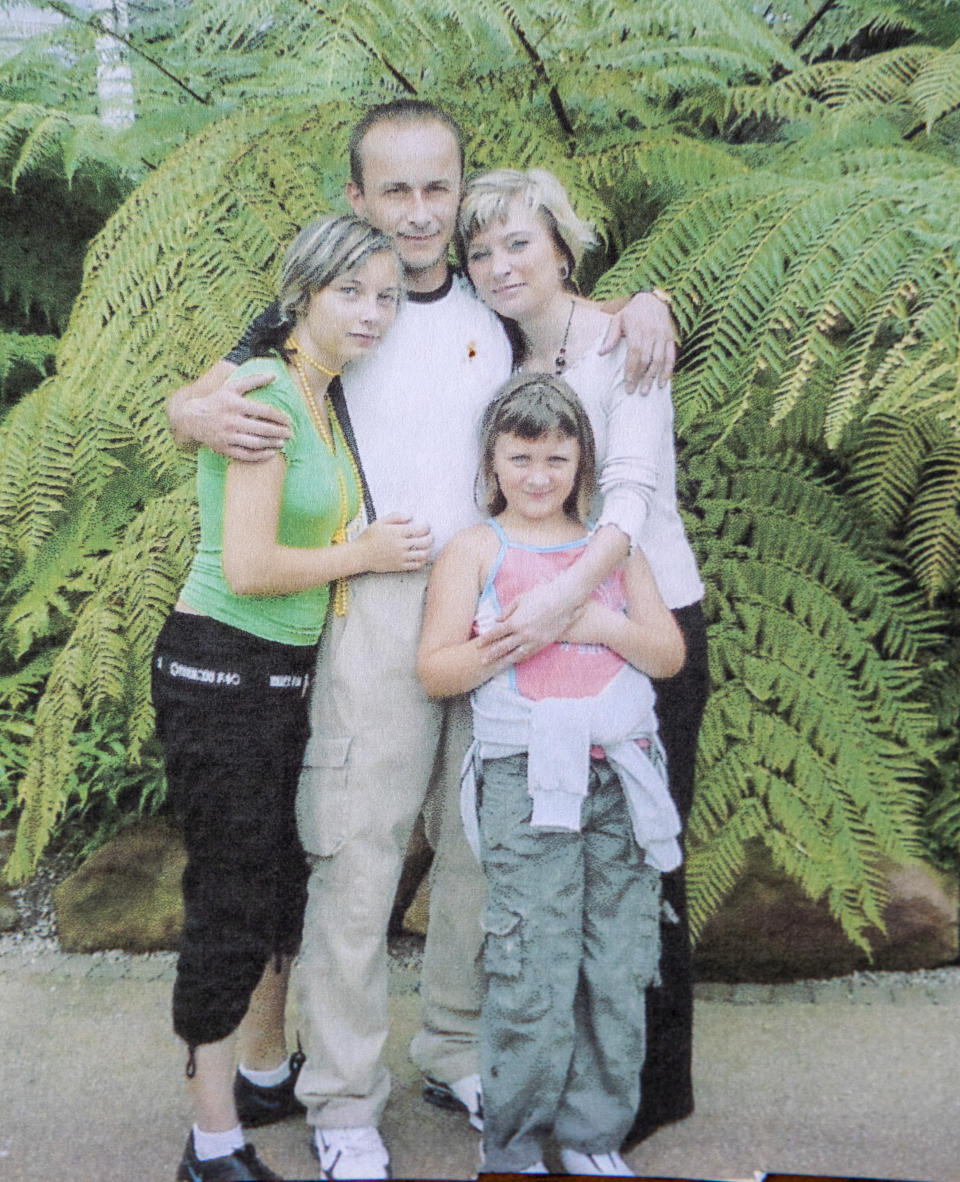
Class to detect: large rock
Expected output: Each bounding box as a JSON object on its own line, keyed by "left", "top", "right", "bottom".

{"left": 51, "top": 819, "right": 958, "bottom": 978}
{"left": 54, "top": 813, "right": 434, "bottom": 953}
{"left": 54, "top": 819, "right": 185, "bottom": 953}
{"left": 693, "top": 841, "right": 958, "bottom": 982}
{"left": 0, "top": 888, "right": 19, "bottom": 932}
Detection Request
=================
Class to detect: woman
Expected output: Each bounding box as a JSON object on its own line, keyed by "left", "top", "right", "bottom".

{"left": 457, "top": 169, "right": 709, "bottom": 1149}
{"left": 152, "top": 215, "right": 431, "bottom": 1182}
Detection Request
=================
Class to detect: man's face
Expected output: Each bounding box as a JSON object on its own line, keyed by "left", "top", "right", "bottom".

{"left": 346, "top": 120, "right": 462, "bottom": 292}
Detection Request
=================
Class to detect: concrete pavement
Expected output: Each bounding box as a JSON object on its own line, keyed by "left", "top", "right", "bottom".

{"left": 2, "top": 941, "right": 959, "bottom": 1182}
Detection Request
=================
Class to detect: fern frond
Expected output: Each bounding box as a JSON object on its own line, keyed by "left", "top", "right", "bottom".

{"left": 846, "top": 412, "right": 949, "bottom": 528}
{"left": 683, "top": 425, "right": 943, "bottom": 944}
{"left": 908, "top": 40, "right": 960, "bottom": 131}
{"left": 5, "top": 482, "right": 196, "bottom": 879}
{"left": 905, "top": 443, "right": 960, "bottom": 597}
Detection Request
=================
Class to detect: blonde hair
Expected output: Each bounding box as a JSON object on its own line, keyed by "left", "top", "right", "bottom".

{"left": 457, "top": 168, "right": 596, "bottom": 280}
{"left": 278, "top": 215, "right": 403, "bottom": 327}
{"left": 477, "top": 372, "right": 597, "bottom": 522}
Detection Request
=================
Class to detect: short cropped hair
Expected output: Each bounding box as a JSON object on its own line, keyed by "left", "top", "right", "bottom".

{"left": 457, "top": 168, "right": 596, "bottom": 279}
{"left": 349, "top": 100, "right": 466, "bottom": 190}
{"left": 477, "top": 372, "right": 597, "bottom": 522}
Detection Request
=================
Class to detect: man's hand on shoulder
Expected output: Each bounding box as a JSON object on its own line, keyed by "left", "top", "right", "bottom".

{"left": 599, "top": 290, "right": 678, "bottom": 395}
{"left": 167, "top": 361, "right": 292, "bottom": 461}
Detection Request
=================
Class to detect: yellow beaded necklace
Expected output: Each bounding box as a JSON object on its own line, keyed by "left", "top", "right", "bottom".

{"left": 286, "top": 336, "right": 363, "bottom": 616}
{"left": 292, "top": 335, "right": 342, "bottom": 379}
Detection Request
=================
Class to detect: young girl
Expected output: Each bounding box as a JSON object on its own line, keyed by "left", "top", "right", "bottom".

{"left": 417, "top": 374, "right": 685, "bottom": 1177}
{"left": 152, "top": 215, "right": 431, "bottom": 1182}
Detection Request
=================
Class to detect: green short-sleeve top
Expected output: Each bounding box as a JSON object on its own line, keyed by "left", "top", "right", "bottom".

{"left": 180, "top": 356, "right": 361, "bottom": 646}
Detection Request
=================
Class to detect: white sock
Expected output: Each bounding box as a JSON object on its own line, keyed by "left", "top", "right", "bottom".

{"left": 238, "top": 1059, "right": 291, "bottom": 1088}
{"left": 192, "top": 1124, "right": 244, "bottom": 1161}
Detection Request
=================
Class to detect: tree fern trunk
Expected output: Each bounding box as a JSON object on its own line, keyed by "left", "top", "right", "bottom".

{"left": 92, "top": 0, "right": 134, "bottom": 129}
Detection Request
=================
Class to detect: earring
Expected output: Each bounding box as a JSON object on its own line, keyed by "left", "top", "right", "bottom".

{"left": 559, "top": 262, "right": 570, "bottom": 281}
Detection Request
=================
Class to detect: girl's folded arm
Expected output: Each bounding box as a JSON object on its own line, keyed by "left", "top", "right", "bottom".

{"left": 559, "top": 549, "right": 684, "bottom": 679}
{"left": 417, "top": 527, "right": 501, "bottom": 697}
{"left": 619, "top": 549, "right": 685, "bottom": 677}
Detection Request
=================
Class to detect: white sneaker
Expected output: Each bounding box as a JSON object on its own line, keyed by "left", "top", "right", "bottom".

{"left": 314, "top": 1126, "right": 390, "bottom": 1180}
{"left": 423, "top": 1072, "right": 484, "bottom": 1131}
{"left": 560, "top": 1147, "right": 635, "bottom": 1176}
{"left": 478, "top": 1142, "right": 547, "bottom": 1175}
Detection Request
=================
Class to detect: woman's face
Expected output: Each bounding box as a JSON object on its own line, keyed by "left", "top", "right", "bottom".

{"left": 300, "top": 250, "right": 402, "bottom": 369}
{"left": 465, "top": 200, "right": 569, "bottom": 322}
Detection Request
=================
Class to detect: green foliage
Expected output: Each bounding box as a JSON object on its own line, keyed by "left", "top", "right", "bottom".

{"left": 1, "top": 704, "right": 167, "bottom": 859}
{"left": 0, "top": 103, "right": 141, "bottom": 418}
{"left": 682, "top": 414, "right": 943, "bottom": 947}
{"left": 51, "top": 712, "right": 168, "bottom": 865}
{"left": 759, "top": 0, "right": 960, "bottom": 56}
{"left": 0, "top": 0, "right": 957, "bottom": 953}
{"left": 0, "top": 163, "right": 132, "bottom": 331}
{"left": 700, "top": 38, "right": 960, "bottom": 146}
{"left": 0, "top": 327, "right": 55, "bottom": 405}
{"left": 593, "top": 133, "right": 960, "bottom": 598}
{"left": 920, "top": 634, "right": 960, "bottom": 871}
{"left": 0, "top": 707, "right": 34, "bottom": 822}
{"left": 4, "top": 481, "right": 196, "bottom": 880}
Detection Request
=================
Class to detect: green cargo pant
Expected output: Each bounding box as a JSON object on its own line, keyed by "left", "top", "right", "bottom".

{"left": 478, "top": 753, "right": 662, "bottom": 1173}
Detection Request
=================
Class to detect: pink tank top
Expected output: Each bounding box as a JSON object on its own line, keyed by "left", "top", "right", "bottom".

{"left": 475, "top": 519, "right": 628, "bottom": 703}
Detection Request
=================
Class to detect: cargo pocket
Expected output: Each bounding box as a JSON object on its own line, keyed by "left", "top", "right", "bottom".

{"left": 635, "top": 869, "right": 663, "bottom": 987}
{"left": 482, "top": 905, "right": 523, "bottom": 979}
{"left": 296, "top": 735, "right": 352, "bottom": 857}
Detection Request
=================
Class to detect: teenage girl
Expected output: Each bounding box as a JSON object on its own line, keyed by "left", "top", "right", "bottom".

{"left": 152, "top": 215, "right": 432, "bottom": 1182}
{"left": 417, "top": 374, "right": 685, "bottom": 1177}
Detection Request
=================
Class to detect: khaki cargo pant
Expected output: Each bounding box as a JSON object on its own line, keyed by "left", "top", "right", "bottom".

{"left": 294, "top": 569, "right": 486, "bottom": 1128}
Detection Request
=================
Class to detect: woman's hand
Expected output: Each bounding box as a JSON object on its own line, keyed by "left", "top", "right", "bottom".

{"left": 475, "top": 579, "right": 581, "bottom": 666}
{"left": 357, "top": 513, "right": 434, "bottom": 573}
{"left": 599, "top": 291, "right": 677, "bottom": 395}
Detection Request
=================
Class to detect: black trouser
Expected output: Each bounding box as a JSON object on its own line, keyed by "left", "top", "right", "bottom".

{"left": 151, "top": 611, "right": 315, "bottom": 1050}
{"left": 626, "top": 600, "right": 709, "bottom": 1146}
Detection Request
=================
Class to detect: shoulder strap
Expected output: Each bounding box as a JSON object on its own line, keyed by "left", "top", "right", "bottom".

{"left": 328, "top": 377, "right": 376, "bottom": 524}
{"left": 486, "top": 517, "right": 509, "bottom": 544}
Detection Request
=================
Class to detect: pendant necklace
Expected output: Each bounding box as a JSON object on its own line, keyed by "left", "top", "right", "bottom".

{"left": 554, "top": 298, "right": 576, "bottom": 375}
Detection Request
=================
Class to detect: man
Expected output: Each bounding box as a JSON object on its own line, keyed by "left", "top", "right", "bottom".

{"left": 168, "top": 99, "right": 675, "bottom": 1181}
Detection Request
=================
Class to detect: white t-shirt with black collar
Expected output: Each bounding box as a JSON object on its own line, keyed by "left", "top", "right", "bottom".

{"left": 341, "top": 270, "right": 513, "bottom": 553}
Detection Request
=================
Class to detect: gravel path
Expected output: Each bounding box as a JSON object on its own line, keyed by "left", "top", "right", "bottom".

{"left": 0, "top": 846, "right": 71, "bottom": 957}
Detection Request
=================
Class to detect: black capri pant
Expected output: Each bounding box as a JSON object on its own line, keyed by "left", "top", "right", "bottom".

{"left": 151, "top": 611, "right": 316, "bottom": 1050}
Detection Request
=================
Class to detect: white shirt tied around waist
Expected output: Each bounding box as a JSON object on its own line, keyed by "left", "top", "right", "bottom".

{"left": 461, "top": 664, "right": 682, "bottom": 873}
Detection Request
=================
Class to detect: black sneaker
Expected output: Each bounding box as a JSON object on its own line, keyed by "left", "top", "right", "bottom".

{"left": 233, "top": 1049, "right": 306, "bottom": 1128}
{"left": 175, "top": 1133, "right": 281, "bottom": 1180}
